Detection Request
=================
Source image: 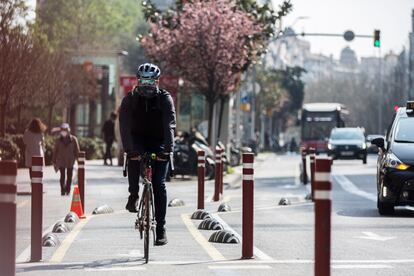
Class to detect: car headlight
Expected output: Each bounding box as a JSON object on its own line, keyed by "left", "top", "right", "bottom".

{"left": 361, "top": 143, "right": 367, "bottom": 149}
{"left": 327, "top": 143, "right": 334, "bottom": 150}
{"left": 384, "top": 153, "right": 410, "bottom": 170}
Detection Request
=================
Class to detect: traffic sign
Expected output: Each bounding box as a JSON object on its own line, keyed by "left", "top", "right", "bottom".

{"left": 343, "top": 30, "right": 355, "bottom": 42}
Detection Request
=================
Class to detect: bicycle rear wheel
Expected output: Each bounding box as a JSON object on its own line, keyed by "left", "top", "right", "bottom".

{"left": 144, "top": 191, "right": 150, "bottom": 263}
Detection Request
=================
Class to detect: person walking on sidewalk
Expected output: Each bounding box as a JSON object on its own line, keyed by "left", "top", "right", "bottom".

{"left": 119, "top": 63, "right": 176, "bottom": 246}
{"left": 102, "top": 111, "right": 117, "bottom": 166}
{"left": 23, "top": 118, "right": 47, "bottom": 178}
{"left": 52, "top": 123, "right": 80, "bottom": 196}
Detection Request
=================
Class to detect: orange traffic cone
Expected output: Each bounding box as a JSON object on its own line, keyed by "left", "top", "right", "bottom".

{"left": 70, "top": 185, "right": 85, "bottom": 219}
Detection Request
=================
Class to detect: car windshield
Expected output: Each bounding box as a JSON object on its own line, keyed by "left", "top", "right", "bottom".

{"left": 330, "top": 129, "right": 364, "bottom": 140}
{"left": 395, "top": 118, "right": 414, "bottom": 143}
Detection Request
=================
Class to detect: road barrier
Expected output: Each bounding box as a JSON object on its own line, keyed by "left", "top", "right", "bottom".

{"left": 309, "top": 148, "right": 316, "bottom": 201}
{"left": 314, "top": 157, "right": 332, "bottom": 276}
{"left": 78, "top": 151, "right": 86, "bottom": 211}
{"left": 213, "top": 147, "right": 221, "bottom": 201}
{"left": 242, "top": 153, "right": 254, "bottom": 259}
{"left": 31, "top": 156, "right": 44, "bottom": 262}
{"left": 197, "top": 150, "right": 205, "bottom": 210}
{"left": 0, "top": 160, "right": 17, "bottom": 276}
{"left": 301, "top": 147, "right": 308, "bottom": 184}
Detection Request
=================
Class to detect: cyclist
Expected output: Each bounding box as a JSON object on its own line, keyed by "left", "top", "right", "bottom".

{"left": 119, "top": 63, "right": 176, "bottom": 246}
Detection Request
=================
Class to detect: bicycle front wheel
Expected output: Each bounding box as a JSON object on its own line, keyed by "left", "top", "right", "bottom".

{"left": 144, "top": 192, "right": 150, "bottom": 263}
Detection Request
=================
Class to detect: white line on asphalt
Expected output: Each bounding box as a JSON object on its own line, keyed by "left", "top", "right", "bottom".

{"left": 211, "top": 214, "right": 274, "bottom": 261}
{"left": 208, "top": 265, "right": 272, "bottom": 270}
{"left": 16, "top": 218, "right": 64, "bottom": 263}
{"left": 50, "top": 216, "right": 93, "bottom": 263}
{"left": 85, "top": 266, "right": 146, "bottom": 271}
{"left": 333, "top": 175, "right": 376, "bottom": 202}
{"left": 356, "top": 231, "right": 396, "bottom": 242}
{"left": 180, "top": 214, "right": 226, "bottom": 261}
{"left": 332, "top": 264, "right": 392, "bottom": 269}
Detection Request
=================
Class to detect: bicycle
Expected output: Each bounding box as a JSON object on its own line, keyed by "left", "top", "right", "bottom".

{"left": 123, "top": 152, "right": 157, "bottom": 263}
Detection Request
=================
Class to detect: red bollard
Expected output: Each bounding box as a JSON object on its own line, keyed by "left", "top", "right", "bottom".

{"left": 219, "top": 148, "right": 224, "bottom": 196}
{"left": 314, "top": 157, "right": 332, "bottom": 276}
{"left": 309, "top": 148, "right": 316, "bottom": 201}
{"left": 78, "top": 151, "right": 86, "bottom": 211}
{"left": 31, "top": 156, "right": 44, "bottom": 262}
{"left": 301, "top": 147, "right": 308, "bottom": 185}
{"left": 197, "top": 150, "right": 205, "bottom": 210}
{"left": 242, "top": 153, "right": 254, "bottom": 259}
{"left": 213, "top": 147, "right": 221, "bottom": 201}
{"left": 0, "top": 160, "right": 17, "bottom": 276}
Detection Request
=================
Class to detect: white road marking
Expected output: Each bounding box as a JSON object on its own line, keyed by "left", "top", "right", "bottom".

{"left": 85, "top": 266, "right": 146, "bottom": 271}
{"left": 211, "top": 214, "right": 274, "bottom": 261}
{"left": 356, "top": 232, "right": 396, "bottom": 242}
{"left": 209, "top": 265, "right": 272, "bottom": 270}
{"left": 16, "top": 217, "right": 65, "bottom": 263}
{"left": 117, "top": 250, "right": 142, "bottom": 258}
{"left": 333, "top": 175, "right": 376, "bottom": 201}
{"left": 332, "top": 264, "right": 392, "bottom": 269}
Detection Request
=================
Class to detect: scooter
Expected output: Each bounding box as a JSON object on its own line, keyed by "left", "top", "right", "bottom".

{"left": 173, "top": 132, "right": 215, "bottom": 179}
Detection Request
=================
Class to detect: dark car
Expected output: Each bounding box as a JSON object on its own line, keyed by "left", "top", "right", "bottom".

{"left": 371, "top": 102, "right": 414, "bottom": 215}
{"left": 327, "top": 127, "right": 367, "bottom": 164}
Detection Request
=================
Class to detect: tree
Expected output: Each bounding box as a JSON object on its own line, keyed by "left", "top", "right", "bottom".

{"left": 0, "top": 0, "right": 38, "bottom": 137}
{"left": 141, "top": 0, "right": 291, "bottom": 143}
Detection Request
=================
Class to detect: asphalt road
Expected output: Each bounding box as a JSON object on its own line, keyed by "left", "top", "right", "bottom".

{"left": 14, "top": 153, "right": 414, "bottom": 275}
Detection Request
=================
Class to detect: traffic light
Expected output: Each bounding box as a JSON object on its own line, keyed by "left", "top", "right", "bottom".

{"left": 374, "top": 30, "right": 380, "bottom": 47}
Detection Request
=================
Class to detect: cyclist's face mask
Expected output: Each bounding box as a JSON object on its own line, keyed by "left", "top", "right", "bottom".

{"left": 137, "top": 78, "right": 158, "bottom": 98}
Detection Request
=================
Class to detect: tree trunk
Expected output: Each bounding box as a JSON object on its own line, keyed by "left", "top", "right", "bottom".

{"left": 207, "top": 99, "right": 215, "bottom": 145}
{"left": 217, "top": 96, "right": 225, "bottom": 140}
{"left": 47, "top": 105, "right": 54, "bottom": 133}
{"left": 69, "top": 103, "right": 77, "bottom": 134}
{"left": 88, "top": 99, "right": 97, "bottom": 137}
{"left": 0, "top": 105, "right": 6, "bottom": 138}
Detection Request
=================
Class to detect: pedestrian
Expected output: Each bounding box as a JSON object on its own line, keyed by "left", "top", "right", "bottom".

{"left": 119, "top": 63, "right": 176, "bottom": 246}
{"left": 23, "top": 118, "right": 47, "bottom": 179}
{"left": 52, "top": 123, "right": 80, "bottom": 196}
{"left": 102, "top": 111, "right": 117, "bottom": 166}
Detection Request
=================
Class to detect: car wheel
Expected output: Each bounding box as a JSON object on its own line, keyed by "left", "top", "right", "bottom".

{"left": 377, "top": 194, "right": 394, "bottom": 215}
{"left": 363, "top": 156, "right": 367, "bottom": 164}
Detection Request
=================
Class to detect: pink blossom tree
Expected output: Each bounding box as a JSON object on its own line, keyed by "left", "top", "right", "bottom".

{"left": 141, "top": 0, "right": 264, "bottom": 143}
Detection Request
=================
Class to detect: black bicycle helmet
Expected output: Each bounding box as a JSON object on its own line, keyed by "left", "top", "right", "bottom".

{"left": 136, "top": 63, "right": 161, "bottom": 79}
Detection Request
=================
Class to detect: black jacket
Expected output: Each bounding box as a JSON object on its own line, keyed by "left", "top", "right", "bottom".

{"left": 102, "top": 119, "right": 115, "bottom": 142}
{"left": 119, "top": 88, "right": 176, "bottom": 153}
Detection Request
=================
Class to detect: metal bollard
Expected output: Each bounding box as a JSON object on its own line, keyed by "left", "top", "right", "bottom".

{"left": 314, "top": 157, "right": 332, "bottom": 276}
{"left": 242, "top": 153, "right": 254, "bottom": 259}
{"left": 309, "top": 148, "right": 316, "bottom": 201}
{"left": 31, "top": 156, "right": 44, "bottom": 262}
{"left": 219, "top": 148, "right": 224, "bottom": 196}
{"left": 213, "top": 147, "right": 221, "bottom": 201}
{"left": 197, "top": 150, "right": 205, "bottom": 210}
{"left": 78, "top": 151, "right": 86, "bottom": 211}
{"left": 301, "top": 147, "right": 308, "bottom": 185}
{"left": 0, "top": 160, "right": 17, "bottom": 276}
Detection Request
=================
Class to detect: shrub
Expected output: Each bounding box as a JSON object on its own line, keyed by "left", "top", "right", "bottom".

{"left": 0, "top": 137, "right": 21, "bottom": 162}
{"left": 78, "top": 137, "right": 104, "bottom": 160}
{"left": 6, "top": 134, "right": 25, "bottom": 167}
{"left": 44, "top": 135, "right": 56, "bottom": 166}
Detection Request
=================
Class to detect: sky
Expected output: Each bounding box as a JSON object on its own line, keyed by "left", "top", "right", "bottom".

{"left": 27, "top": 0, "right": 413, "bottom": 59}
{"left": 273, "top": 0, "right": 413, "bottom": 59}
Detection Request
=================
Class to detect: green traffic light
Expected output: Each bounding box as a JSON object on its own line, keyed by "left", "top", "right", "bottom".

{"left": 374, "top": 40, "right": 380, "bottom": 47}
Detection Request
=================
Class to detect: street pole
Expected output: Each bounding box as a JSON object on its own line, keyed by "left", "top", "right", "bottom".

{"left": 251, "top": 65, "right": 256, "bottom": 140}
{"left": 409, "top": 9, "right": 414, "bottom": 100}
{"left": 378, "top": 47, "right": 383, "bottom": 134}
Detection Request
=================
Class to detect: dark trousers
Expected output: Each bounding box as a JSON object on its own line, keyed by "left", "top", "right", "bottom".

{"left": 104, "top": 140, "right": 114, "bottom": 165}
{"left": 59, "top": 167, "right": 73, "bottom": 194}
{"left": 128, "top": 159, "right": 169, "bottom": 229}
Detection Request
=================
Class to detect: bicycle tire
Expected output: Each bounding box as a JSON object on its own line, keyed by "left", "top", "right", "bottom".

{"left": 144, "top": 190, "right": 150, "bottom": 263}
